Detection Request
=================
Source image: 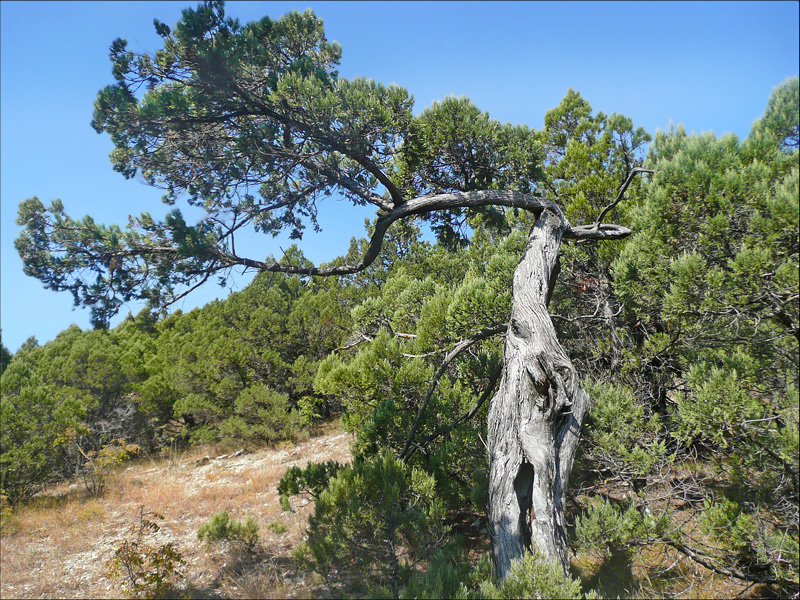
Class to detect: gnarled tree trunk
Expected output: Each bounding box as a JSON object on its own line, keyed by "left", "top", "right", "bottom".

{"left": 487, "top": 207, "right": 593, "bottom": 580}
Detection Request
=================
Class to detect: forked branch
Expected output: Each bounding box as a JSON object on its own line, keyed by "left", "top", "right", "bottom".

{"left": 592, "top": 168, "right": 654, "bottom": 229}
{"left": 399, "top": 323, "right": 508, "bottom": 460}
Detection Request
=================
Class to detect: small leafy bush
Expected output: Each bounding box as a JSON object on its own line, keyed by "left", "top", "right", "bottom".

{"left": 73, "top": 436, "right": 140, "bottom": 496}
{"left": 197, "top": 510, "right": 260, "bottom": 554}
{"left": 0, "top": 491, "right": 14, "bottom": 534}
{"left": 266, "top": 519, "right": 287, "bottom": 534}
{"left": 700, "top": 497, "right": 758, "bottom": 561}
{"left": 398, "top": 546, "right": 470, "bottom": 599}
{"left": 574, "top": 497, "right": 669, "bottom": 553}
{"left": 108, "top": 507, "right": 185, "bottom": 599}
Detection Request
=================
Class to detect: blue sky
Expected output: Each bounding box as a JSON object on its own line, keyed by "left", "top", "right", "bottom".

{"left": 1, "top": 0, "right": 798, "bottom": 353}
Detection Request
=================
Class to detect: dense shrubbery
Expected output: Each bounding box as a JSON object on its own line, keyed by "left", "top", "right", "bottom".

{"left": 0, "top": 246, "right": 359, "bottom": 503}
{"left": 291, "top": 451, "right": 451, "bottom": 597}
{"left": 1, "top": 324, "right": 153, "bottom": 501}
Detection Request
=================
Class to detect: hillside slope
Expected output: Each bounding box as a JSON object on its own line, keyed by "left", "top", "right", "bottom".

{"left": 0, "top": 425, "right": 352, "bottom": 599}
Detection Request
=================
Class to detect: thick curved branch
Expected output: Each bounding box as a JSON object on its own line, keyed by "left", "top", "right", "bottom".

{"left": 565, "top": 223, "right": 633, "bottom": 240}
{"left": 212, "top": 188, "right": 633, "bottom": 274}
{"left": 399, "top": 323, "right": 508, "bottom": 460}
{"left": 216, "top": 190, "right": 565, "bottom": 275}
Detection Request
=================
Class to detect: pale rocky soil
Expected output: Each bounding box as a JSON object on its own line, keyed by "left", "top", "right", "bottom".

{"left": 0, "top": 425, "right": 352, "bottom": 599}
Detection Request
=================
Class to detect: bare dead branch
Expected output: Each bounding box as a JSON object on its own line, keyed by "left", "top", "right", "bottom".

{"left": 565, "top": 223, "right": 633, "bottom": 240}
{"left": 666, "top": 538, "right": 783, "bottom": 586}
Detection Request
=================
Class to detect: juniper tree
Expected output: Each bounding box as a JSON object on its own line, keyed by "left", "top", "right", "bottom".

{"left": 15, "top": 1, "right": 650, "bottom": 578}
{"left": 0, "top": 333, "right": 11, "bottom": 376}
{"left": 608, "top": 80, "right": 799, "bottom": 590}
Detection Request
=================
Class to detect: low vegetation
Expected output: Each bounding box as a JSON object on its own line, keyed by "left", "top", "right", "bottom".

{"left": 197, "top": 510, "right": 260, "bottom": 556}
{"left": 108, "top": 507, "right": 186, "bottom": 599}
{"left": 0, "top": 425, "right": 351, "bottom": 598}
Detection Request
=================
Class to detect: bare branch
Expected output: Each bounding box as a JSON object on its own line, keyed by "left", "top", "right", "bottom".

{"left": 666, "top": 539, "right": 783, "bottom": 585}
{"left": 161, "top": 270, "right": 216, "bottom": 310}
{"left": 565, "top": 223, "right": 633, "bottom": 240}
{"left": 591, "top": 167, "right": 654, "bottom": 229}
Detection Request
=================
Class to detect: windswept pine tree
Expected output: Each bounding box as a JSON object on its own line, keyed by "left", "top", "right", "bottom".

{"left": 11, "top": 1, "right": 798, "bottom": 594}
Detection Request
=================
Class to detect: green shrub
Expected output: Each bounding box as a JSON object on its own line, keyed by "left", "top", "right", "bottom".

{"left": 218, "top": 384, "right": 304, "bottom": 444}
{"left": 197, "top": 510, "right": 260, "bottom": 554}
{"left": 266, "top": 519, "right": 287, "bottom": 534}
{"left": 399, "top": 547, "right": 470, "bottom": 599}
{"left": 574, "top": 497, "right": 669, "bottom": 553}
{"left": 277, "top": 460, "right": 342, "bottom": 512}
{"left": 0, "top": 370, "right": 84, "bottom": 503}
{"left": 476, "top": 551, "right": 594, "bottom": 600}
{"left": 0, "top": 491, "right": 14, "bottom": 534}
{"left": 295, "top": 450, "right": 450, "bottom": 598}
{"left": 700, "top": 497, "right": 758, "bottom": 561}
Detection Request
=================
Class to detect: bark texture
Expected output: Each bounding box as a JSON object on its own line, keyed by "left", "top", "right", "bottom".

{"left": 487, "top": 207, "right": 593, "bottom": 580}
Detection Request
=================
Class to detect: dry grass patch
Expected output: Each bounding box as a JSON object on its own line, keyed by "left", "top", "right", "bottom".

{"left": 0, "top": 424, "right": 353, "bottom": 599}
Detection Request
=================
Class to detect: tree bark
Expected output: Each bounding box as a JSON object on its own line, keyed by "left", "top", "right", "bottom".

{"left": 487, "top": 207, "right": 592, "bottom": 580}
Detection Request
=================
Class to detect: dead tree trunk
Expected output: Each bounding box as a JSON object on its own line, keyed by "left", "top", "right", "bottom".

{"left": 487, "top": 207, "right": 593, "bottom": 579}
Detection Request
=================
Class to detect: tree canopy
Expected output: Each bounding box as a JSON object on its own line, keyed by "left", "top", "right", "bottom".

{"left": 16, "top": 0, "right": 639, "bottom": 328}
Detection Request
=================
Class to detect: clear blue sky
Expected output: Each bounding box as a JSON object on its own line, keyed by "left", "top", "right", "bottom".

{"left": 1, "top": 1, "right": 798, "bottom": 353}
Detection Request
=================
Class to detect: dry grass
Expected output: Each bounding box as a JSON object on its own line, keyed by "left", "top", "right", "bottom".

{"left": 0, "top": 422, "right": 352, "bottom": 599}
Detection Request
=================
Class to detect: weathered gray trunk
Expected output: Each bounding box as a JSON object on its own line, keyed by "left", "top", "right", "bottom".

{"left": 487, "top": 208, "right": 593, "bottom": 580}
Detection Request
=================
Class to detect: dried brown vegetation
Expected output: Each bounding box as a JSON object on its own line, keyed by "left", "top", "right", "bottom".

{"left": 0, "top": 423, "right": 351, "bottom": 599}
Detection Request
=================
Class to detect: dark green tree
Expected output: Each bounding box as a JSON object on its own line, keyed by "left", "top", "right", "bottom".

{"left": 0, "top": 323, "right": 154, "bottom": 501}
{"left": 569, "top": 77, "right": 799, "bottom": 594}
{"left": 15, "top": 1, "right": 650, "bottom": 578}
{"left": 0, "top": 344, "right": 83, "bottom": 502}
{"left": 146, "top": 245, "right": 358, "bottom": 444}
{"left": 0, "top": 331, "right": 11, "bottom": 376}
